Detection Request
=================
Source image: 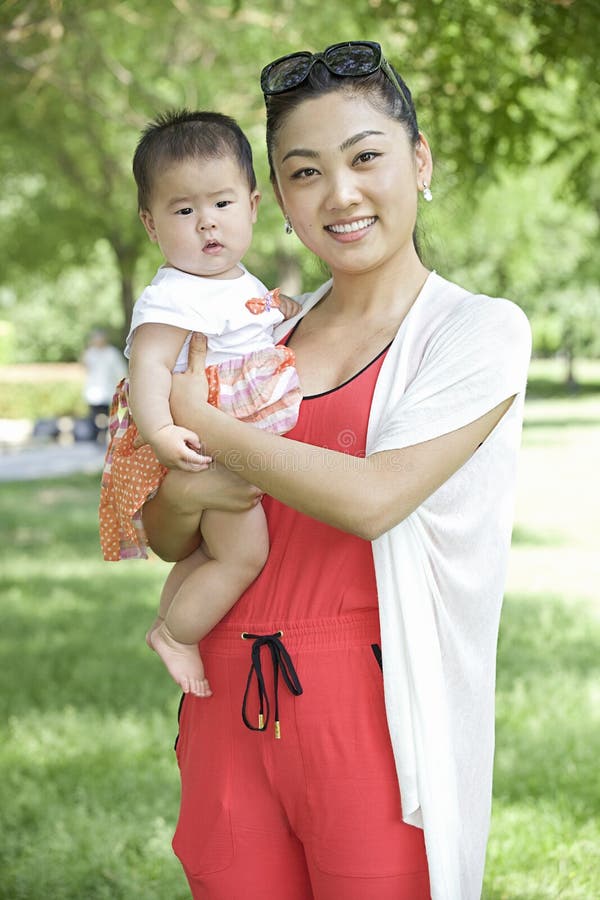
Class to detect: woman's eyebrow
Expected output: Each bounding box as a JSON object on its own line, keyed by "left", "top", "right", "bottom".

{"left": 338, "top": 130, "right": 384, "bottom": 152}
{"left": 281, "top": 147, "right": 319, "bottom": 163}
{"left": 281, "top": 130, "right": 385, "bottom": 164}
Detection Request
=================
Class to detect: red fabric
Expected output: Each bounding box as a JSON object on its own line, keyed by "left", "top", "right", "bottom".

{"left": 173, "top": 345, "right": 431, "bottom": 898}
{"left": 221, "top": 342, "right": 387, "bottom": 624}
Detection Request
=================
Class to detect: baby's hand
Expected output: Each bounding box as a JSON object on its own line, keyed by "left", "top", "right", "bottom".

{"left": 278, "top": 293, "right": 302, "bottom": 321}
{"left": 150, "top": 424, "right": 212, "bottom": 472}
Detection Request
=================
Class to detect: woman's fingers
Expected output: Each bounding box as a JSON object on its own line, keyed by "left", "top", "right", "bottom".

{"left": 159, "top": 465, "right": 263, "bottom": 512}
{"left": 186, "top": 332, "right": 208, "bottom": 374}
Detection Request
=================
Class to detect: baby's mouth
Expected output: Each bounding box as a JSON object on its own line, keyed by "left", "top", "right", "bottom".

{"left": 203, "top": 240, "right": 223, "bottom": 254}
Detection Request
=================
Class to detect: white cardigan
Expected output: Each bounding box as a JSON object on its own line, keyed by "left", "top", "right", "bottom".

{"left": 274, "top": 271, "right": 532, "bottom": 900}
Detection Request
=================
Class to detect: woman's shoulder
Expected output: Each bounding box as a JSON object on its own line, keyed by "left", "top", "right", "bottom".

{"left": 425, "top": 272, "right": 531, "bottom": 345}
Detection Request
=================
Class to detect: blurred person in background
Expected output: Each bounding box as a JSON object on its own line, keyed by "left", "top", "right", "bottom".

{"left": 81, "top": 328, "right": 126, "bottom": 442}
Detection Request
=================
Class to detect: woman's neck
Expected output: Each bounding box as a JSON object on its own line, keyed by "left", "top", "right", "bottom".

{"left": 323, "top": 251, "right": 430, "bottom": 323}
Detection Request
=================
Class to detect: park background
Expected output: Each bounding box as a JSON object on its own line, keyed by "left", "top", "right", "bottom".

{"left": 1, "top": 1, "right": 599, "bottom": 897}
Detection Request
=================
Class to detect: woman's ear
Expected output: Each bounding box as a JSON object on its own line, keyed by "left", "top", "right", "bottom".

{"left": 415, "top": 132, "right": 433, "bottom": 192}
{"left": 139, "top": 209, "right": 158, "bottom": 243}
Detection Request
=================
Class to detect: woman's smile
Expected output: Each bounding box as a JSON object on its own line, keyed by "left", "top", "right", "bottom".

{"left": 325, "top": 215, "right": 378, "bottom": 241}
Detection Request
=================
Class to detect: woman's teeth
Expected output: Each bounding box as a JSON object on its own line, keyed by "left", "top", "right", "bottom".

{"left": 327, "top": 217, "right": 376, "bottom": 234}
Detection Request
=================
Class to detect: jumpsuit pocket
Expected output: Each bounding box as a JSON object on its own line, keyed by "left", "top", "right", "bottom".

{"left": 173, "top": 692, "right": 185, "bottom": 753}
{"left": 371, "top": 642, "right": 383, "bottom": 670}
{"left": 172, "top": 677, "right": 235, "bottom": 876}
{"left": 303, "top": 645, "right": 427, "bottom": 878}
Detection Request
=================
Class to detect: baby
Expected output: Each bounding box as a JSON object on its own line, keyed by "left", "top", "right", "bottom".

{"left": 99, "top": 110, "right": 302, "bottom": 696}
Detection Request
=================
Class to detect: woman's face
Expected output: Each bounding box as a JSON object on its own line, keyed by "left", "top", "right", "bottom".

{"left": 272, "top": 91, "right": 432, "bottom": 277}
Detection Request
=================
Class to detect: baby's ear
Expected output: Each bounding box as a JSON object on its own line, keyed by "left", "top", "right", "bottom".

{"left": 249, "top": 190, "right": 261, "bottom": 224}
{"left": 139, "top": 209, "right": 158, "bottom": 242}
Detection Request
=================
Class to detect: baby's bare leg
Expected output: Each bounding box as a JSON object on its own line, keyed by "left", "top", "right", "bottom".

{"left": 150, "top": 504, "right": 269, "bottom": 696}
{"left": 142, "top": 469, "right": 205, "bottom": 562}
{"left": 145, "top": 546, "right": 210, "bottom": 650}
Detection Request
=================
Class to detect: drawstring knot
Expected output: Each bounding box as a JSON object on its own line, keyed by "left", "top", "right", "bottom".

{"left": 241, "top": 631, "right": 303, "bottom": 739}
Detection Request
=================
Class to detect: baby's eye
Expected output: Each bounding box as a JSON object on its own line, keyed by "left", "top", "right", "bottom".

{"left": 292, "top": 167, "right": 319, "bottom": 180}
{"left": 215, "top": 200, "right": 232, "bottom": 208}
{"left": 176, "top": 207, "right": 194, "bottom": 216}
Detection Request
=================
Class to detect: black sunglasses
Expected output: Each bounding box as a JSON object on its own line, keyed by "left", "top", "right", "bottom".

{"left": 261, "top": 41, "right": 411, "bottom": 109}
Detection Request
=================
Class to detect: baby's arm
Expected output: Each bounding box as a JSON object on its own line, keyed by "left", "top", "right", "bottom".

{"left": 128, "top": 323, "right": 210, "bottom": 471}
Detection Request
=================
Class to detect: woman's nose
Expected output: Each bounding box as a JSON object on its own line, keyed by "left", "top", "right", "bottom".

{"left": 324, "top": 172, "right": 362, "bottom": 211}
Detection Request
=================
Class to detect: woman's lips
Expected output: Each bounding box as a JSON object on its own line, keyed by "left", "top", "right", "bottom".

{"left": 324, "top": 216, "right": 377, "bottom": 243}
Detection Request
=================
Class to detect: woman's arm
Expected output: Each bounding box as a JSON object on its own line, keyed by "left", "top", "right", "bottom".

{"left": 170, "top": 335, "right": 514, "bottom": 540}
{"left": 129, "top": 323, "right": 209, "bottom": 471}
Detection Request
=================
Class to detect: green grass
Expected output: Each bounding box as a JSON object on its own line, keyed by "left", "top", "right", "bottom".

{"left": 485, "top": 387, "right": 600, "bottom": 899}
{"left": 0, "top": 476, "right": 184, "bottom": 899}
{"left": 1, "top": 382, "right": 599, "bottom": 898}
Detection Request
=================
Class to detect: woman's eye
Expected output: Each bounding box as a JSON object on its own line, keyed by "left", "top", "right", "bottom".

{"left": 354, "top": 151, "right": 380, "bottom": 165}
{"left": 292, "top": 167, "right": 319, "bottom": 180}
{"left": 176, "top": 207, "right": 193, "bottom": 216}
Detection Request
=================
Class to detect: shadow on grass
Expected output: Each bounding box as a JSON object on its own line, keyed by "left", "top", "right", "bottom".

{"left": 0, "top": 474, "right": 177, "bottom": 718}
{"left": 1, "top": 571, "right": 171, "bottom": 716}
{"left": 0, "top": 479, "right": 193, "bottom": 899}
{"left": 526, "top": 376, "right": 600, "bottom": 400}
{"left": 494, "top": 593, "right": 600, "bottom": 822}
{"left": 523, "top": 416, "right": 600, "bottom": 430}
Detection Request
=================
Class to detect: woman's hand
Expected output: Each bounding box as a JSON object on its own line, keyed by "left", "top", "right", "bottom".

{"left": 170, "top": 332, "right": 212, "bottom": 437}
{"left": 189, "top": 464, "right": 264, "bottom": 512}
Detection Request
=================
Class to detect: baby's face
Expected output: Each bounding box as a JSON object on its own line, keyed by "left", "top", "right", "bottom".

{"left": 140, "top": 155, "right": 260, "bottom": 279}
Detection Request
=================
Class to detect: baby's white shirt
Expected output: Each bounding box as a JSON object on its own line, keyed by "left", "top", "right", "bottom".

{"left": 125, "top": 266, "right": 283, "bottom": 369}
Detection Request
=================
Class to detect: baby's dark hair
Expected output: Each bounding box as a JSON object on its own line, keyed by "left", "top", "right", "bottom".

{"left": 133, "top": 109, "right": 257, "bottom": 211}
{"left": 264, "top": 62, "right": 419, "bottom": 180}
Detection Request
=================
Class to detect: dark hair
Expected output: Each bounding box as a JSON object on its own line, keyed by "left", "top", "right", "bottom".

{"left": 264, "top": 62, "right": 419, "bottom": 180}
{"left": 133, "top": 109, "right": 257, "bottom": 211}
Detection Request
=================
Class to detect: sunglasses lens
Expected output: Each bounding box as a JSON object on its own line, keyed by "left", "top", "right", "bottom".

{"left": 324, "top": 42, "right": 379, "bottom": 77}
{"left": 263, "top": 54, "right": 312, "bottom": 93}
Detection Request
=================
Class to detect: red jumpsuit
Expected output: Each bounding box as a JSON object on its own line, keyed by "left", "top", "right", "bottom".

{"left": 172, "top": 341, "right": 431, "bottom": 900}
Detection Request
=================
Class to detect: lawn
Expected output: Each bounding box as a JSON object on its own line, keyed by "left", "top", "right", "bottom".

{"left": 1, "top": 362, "right": 599, "bottom": 899}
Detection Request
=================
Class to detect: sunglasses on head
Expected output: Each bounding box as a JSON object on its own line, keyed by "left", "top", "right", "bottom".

{"left": 261, "top": 41, "right": 411, "bottom": 109}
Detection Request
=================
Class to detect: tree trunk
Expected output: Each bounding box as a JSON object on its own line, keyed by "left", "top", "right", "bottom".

{"left": 119, "top": 265, "right": 135, "bottom": 347}
{"left": 565, "top": 348, "right": 578, "bottom": 393}
{"left": 109, "top": 241, "right": 138, "bottom": 346}
{"left": 562, "top": 319, "right": 578, "bottom": 392}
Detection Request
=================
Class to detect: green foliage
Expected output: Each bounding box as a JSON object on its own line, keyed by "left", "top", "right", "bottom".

{"left": 0, "top": 0, "right": 599, "bottom": 367}
{"left": 425, "top": 164, "right": 600, "bottom": 361}
{"left": 0, "top": 240, "right": 125, "bottom": 363}
{"left": 0, "top": 378, "right": 86, "bottom": 419}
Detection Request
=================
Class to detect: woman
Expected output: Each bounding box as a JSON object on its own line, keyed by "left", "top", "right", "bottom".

{"left": 143, "top": 42, "right": 531, "bottom": 900}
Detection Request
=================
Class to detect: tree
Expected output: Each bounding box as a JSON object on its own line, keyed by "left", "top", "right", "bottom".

{"left": 1, "top": 0, "right": 598, "bottom": 368}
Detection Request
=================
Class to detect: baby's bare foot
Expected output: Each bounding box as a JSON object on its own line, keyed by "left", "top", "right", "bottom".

{"left": 149, "top": 623, "right": 212, "bottom": 697}
{"left": 145, "top": 615, "right": 164, "bottom": 651}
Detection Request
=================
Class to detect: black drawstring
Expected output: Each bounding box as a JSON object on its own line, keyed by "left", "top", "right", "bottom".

{"left": 241, "top": 631, "right": 303, "bottom": 738}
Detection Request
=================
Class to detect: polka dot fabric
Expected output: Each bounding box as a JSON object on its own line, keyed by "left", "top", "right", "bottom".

{"left": 99, "top": 379, "right": 167, "bottom": 560}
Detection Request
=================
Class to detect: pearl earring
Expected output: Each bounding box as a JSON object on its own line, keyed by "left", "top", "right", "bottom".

{"left": 422, "top": 182, "right": 433, "bottom": 202}
{"left": 284, "top": 217, "right": 293, "bottom": 235}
